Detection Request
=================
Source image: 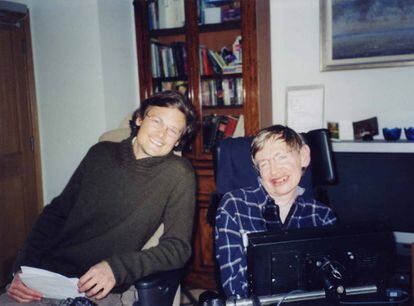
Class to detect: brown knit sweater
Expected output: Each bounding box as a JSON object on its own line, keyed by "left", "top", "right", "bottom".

{"left": 13, "top": 137, "right": 196, "bottom": 288}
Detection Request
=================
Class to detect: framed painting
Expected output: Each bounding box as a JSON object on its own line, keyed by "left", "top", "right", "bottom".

{"left": 320, "top": 0, "right": 414, "bottom": 71}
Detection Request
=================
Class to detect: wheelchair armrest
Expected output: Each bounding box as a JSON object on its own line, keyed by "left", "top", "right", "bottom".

{"left": 134, "top": 268, "right": 185, "bottom": 306}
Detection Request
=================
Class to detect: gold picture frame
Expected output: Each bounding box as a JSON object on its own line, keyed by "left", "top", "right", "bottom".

{"left": 320, "top": 0, "right": 414, "bottom": 71}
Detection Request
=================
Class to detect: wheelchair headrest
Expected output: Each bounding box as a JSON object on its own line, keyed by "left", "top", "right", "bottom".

{"left": 214, "top": 128, "right": 336, "bottom": 198}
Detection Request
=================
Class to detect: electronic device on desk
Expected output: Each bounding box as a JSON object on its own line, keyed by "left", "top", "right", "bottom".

{"left": 226, "top": 225, "right": 410, "bottom": 306}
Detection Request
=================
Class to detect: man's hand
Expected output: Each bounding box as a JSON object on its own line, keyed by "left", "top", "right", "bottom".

{"left": 7, "top": 272, "right": 43, "bottom": 303}
{"left": 78, "top": 261, "right": 116, "bottom": 300}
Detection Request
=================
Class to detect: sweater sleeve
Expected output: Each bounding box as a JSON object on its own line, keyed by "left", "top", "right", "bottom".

{"left": 106, "top": 168, "right": 196, "bottom": 285}
{"left": 12, "top": 145, "right": 95, "bottom": 273}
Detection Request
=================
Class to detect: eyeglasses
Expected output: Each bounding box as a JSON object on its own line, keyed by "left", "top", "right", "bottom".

{"left": 256, "top": 149, "right": 298, "bottom": 172}
{"left": 145, "top": 114, "right": 182, "bottom": 139}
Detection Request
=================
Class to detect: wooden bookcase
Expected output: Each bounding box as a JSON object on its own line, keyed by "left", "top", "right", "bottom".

{"left": 133, "top": 0, "right": 272, "bottom": 289}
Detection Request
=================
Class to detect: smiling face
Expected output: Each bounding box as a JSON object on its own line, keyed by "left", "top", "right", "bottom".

{"left": 133, "top": 106, "right": 186, "bottom": 159}
{"left": 254, "top": 137, "right": 310, "bottom": 204}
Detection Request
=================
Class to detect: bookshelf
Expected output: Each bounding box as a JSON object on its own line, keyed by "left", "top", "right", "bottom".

{"left": 133, "top": 0, "right": 272, "bottom": 289}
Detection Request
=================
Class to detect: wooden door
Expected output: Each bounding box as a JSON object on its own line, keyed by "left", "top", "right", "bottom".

{"left": 0, "top": 7, "right": 42, "bottom": 286}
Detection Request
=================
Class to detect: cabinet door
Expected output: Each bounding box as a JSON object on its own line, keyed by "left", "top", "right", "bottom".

{"left": 197, "top": 1, "right": 245, "bottom": 160}
{"left": 134, "top": 0, "right": 189, "bottom": 100}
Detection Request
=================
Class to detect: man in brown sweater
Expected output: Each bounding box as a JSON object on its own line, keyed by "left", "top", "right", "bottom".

{"left": 3, "top": 91, "right": 196, "bottom": 305}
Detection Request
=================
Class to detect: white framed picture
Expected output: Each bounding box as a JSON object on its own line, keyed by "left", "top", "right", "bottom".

{"left": 286, "top": 85, "right": 324, "bottom": 133}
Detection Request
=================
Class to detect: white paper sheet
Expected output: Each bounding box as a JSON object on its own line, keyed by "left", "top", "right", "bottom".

{"left": 339, "top": 120, "right": 354, "bottom": 140}
{"left": 20, "top": 266, "right": 85, "bottom": 300}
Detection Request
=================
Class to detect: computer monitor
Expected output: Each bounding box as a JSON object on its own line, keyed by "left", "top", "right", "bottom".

{"left": 247, "top": 225, "right": 395, "bottom": 302}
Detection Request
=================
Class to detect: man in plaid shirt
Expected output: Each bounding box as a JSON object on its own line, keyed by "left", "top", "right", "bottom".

{"left": 215, "top": 125, "right": 338, "bottom": 298}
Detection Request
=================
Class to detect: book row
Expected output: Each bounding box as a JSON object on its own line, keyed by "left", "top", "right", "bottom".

{"left": 202, "top": 114, "right": 244, "bottom": 152}
{"left": 152, "top": 78, "right": 242, "bottom": 108}
{"left": 199, "top": 38, "right": 242, "bottom": 76}
{"left": 147, "top": 0, "right": 241, "bottom": 30}
{"left": 151, "top": 41, "right": 188, "bottom": 78}
{"left": 201, "top": 78, "right": 243, "bottom": 106}
{"left": 151, "top": 40, "right": 242, "bottom": 78}
{"left": 147, "top": 0, "right": 185, "bottom": 30}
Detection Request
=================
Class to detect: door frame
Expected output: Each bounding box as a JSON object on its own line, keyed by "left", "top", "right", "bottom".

{"left": 0, "top": 3, "right": 43, "bottom": 215}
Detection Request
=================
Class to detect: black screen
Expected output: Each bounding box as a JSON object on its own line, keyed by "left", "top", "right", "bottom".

{"left": 247, "top": 226, "right": 395, "bottom": 297}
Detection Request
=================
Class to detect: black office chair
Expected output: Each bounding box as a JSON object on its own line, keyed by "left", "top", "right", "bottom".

{"left": 134, "top": 268, "right": 185, "bottom": 306}
{"left": 200, "top": 129, "right": 337, "bottom": 305}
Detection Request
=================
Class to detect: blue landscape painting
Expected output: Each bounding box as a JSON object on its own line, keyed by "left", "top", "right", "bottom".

{"left": 332, "top": 0, "right": 414, "bottom": 60}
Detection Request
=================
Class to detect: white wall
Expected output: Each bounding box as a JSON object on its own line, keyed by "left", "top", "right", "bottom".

{"left": 97, "top": 0, "right": 139, "bottom": 129}
{"left": 23, "top": 0, "right": 139, "bottom": 204}
{"left": 270, "top": 0, "right": 414, "bottom": 135}
{"left": 21, "top": 0, "right": 414, "bottom": 204}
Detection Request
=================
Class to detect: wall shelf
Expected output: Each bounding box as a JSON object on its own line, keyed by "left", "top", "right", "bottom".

{"left": 332, "top": 140, "right": 414, "bottom": 153}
